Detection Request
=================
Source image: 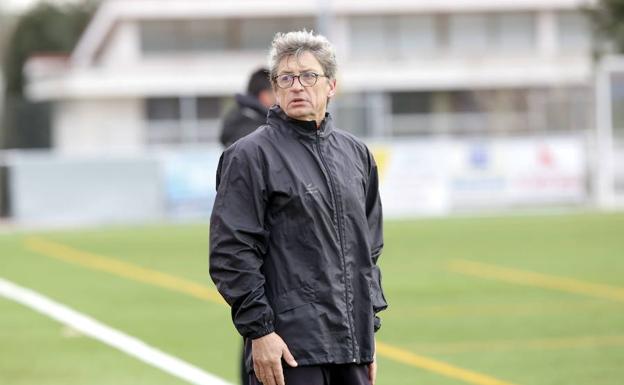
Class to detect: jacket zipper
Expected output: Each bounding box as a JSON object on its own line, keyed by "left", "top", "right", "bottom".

{"left": 315, "top": 130, "right": 357, "bottom": 362}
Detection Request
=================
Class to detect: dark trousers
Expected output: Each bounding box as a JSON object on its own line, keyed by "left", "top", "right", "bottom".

{"left": 249, "top": 363, "right": 370, "bottom": 385}
{"left": 241, "top": 341, "right": 249, "bottom": 385}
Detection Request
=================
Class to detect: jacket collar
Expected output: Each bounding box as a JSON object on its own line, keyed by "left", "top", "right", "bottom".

{"left": 235, "top": 93, "right": 269, "bottom": 116}
{"left": 268, "top": 106, "right": 333, "bottom": 139}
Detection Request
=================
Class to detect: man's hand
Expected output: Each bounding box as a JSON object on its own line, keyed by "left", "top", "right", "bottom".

{"left": 368, "top": 356, "right": 377, "bottom": 385}
{"left": 368, "top": 337, "right": 377, "bottom": 385}
{"left": 252, "top": 332, "right": 298, "bottom": 385}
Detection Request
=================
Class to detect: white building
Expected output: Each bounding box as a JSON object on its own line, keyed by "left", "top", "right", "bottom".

{"left": 25, "top": 0, "right": 595, "bottom": 154}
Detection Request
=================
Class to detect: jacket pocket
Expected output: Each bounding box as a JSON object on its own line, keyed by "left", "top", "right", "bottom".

{"left": 273, "top": 283, "right": 317, "bottom": 313}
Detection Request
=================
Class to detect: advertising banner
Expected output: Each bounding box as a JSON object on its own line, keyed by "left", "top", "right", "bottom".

{"left": 160, "top": 148, "right": 221, "bottom": 219}
{"left": 370, "top": 135, "right": 587, "bottom": 217}
{"left": 372, "top": 140, "right": 451, "bottom": 217}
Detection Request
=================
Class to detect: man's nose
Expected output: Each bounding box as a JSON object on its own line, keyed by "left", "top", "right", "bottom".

{"left": 291, "top": 76, "right": 305, "bottom": 90}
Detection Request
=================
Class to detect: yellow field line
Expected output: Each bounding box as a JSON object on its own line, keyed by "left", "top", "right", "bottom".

{"left": 448, "top": 259, "right": 624, "bottom": 302}
{"left": 376, "top": 342, "right": 517, "bottom": 385}
{"left": 411, "top": 335, "right": 624, "bottom": 355}
{"left": 24, "top": 237, "right": 226, "bottom": 306}
{"left": 396, "top": 300, "right": 608, "bottom": 318}
{"left": 24, "top": 236, "right": 520, "bottom": 385}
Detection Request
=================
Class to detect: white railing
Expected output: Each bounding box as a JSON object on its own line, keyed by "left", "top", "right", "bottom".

{"left": 390, "top": 112, "right": 532, "bottom": 136}
{"left": 146, "top": 119, "right": 221, "bottom": 145}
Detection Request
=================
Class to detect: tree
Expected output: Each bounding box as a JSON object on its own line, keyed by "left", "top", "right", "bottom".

{"left": 587, "top": 0, "right": 624, "bottom": 55}
{"left": 1, "top": 0, "right": 97, "bottom": 148}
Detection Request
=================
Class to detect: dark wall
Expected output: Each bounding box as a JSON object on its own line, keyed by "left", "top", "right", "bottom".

{"left": 2, "top": 97, "right": 51, "bottom": 149}
{"left": 0, "top": 164, "right": 9, "bottom": 218}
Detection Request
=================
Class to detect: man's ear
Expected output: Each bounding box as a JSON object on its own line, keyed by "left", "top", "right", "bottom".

{"left": 328, "top": 79, "right": 337, "bottom": 98}
{"left": 270, "top": 86, "right": 280, "bottom": 106}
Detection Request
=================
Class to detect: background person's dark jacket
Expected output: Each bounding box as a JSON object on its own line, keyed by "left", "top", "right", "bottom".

{"left": 209, "top": 106, "right": 388, "bottom": 372}
{"left": 219, "top": 93, "right": 269, "bottom": 148}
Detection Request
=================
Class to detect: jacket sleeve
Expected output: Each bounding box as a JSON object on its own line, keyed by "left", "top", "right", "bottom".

{"left": 209, "top": 145, "right": 275, "bottom": 339}
{"left": 365, "top": 150, "right": 388, "bottom": 332}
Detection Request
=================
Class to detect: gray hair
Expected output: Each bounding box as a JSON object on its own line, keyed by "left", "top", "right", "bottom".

{"left": 268, "top": 30, "right": 337, "bottom": 82}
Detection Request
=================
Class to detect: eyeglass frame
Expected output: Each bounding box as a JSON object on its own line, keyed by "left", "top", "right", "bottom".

{"left": 272, "top": 71, "right": 329, "bottom": 89}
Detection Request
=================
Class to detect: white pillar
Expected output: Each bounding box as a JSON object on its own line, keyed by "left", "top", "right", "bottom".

{"left": 594, "top": 56, "right": 616, "bottom": 209}
{"left": 536, "top": 10, "right": 558, "bottom": 58}
{"left": 180, "top": 96, "right": 198, "bottom": 144}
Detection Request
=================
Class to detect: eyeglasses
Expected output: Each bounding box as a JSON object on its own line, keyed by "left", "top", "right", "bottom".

{"left": 273, "top": 71, "right": 328, "bottom": 89}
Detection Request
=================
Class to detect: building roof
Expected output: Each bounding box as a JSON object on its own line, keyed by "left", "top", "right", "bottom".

{"left": 72, "top": 0, "right": 594, "bottom": 67}
{"left": 25, "top": 0, "right": 596, "bottom": 102}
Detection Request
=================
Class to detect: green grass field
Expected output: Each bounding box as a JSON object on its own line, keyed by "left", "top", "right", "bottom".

{"left": 1, "top": 212, "right": 623, "bottom": 385}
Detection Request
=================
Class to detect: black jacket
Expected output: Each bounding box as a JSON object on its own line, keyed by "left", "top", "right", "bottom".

{"left": 219, "top": 93, "right": 269, "bottom": 148}
{"left": 209, "top": 106, "right": 388, "bottom": 371}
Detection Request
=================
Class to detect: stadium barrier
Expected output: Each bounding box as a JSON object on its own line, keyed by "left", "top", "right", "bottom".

{"left": 0, "top": 134, "right": 603, "bottom": 225}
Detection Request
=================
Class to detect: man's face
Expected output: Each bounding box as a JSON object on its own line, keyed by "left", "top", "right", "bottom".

{"left": 273, "top": 51, "right": 336, "bottom": 125}
{"left": 258, "top": 89, "right": 276, "bottom": 109}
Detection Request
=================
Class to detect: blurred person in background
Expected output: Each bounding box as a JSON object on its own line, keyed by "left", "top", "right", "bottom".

{"left": 210, "top": 30, "right": 387, "bottom": 385}
{"left": 219, "top": 68, "right": 275, "bottom": 148}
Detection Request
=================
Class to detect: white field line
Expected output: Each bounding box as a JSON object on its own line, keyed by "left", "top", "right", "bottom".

{"left": 0, "top": 277, "right": 232, "bottom": 385}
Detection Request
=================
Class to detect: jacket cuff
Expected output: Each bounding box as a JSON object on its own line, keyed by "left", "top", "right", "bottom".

{"left": 374, "top": 315, "right": 382, "bottom": 332}
{"left": 246, "top": 322, "right": 275, "bottom": 340}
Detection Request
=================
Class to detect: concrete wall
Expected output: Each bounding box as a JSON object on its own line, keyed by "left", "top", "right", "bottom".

{"left": 8, "top": 152, "right": 164, "bottom": 225}
{"left": 53, "top": 98, "right": 144, "bottom": 155}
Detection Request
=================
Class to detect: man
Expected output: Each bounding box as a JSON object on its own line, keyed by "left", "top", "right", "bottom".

{"left": 220, "top": 68, "right": 275, "bottom": 148}
{"left": 210, "top": 30, "right": 387, "bottom": 385}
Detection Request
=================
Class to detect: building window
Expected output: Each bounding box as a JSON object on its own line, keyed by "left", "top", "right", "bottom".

{"left": 350, "top": 15, "right": 438, "bottom": 59}
{"left": 337, "top": 88, "right": 589, "bottom": 137}
{"left": 141, "top": 17, "right": 314, "bottom": 54}
{"left": 387, "top": 87, "right": 590, "bottom": 136}
{"left": 140, "top": 20, "right": 227, "bottom": 53}
{"left": 349, "top": 13, "right": 535, "bottom": 58}
{"left": 349, "top": 16, "right": 389, "bottom": 58}
{"left": 145, "top": 96, "right": 225, "bottom": 144}
{"left": 611, "top": 74, "right": 624, "bottom": 131}
{"left": 197, "top": 97, "right": 222, "bottom": 120}
{"left": 239, "top": 17, "right": 314, "bottom": 50}
{"left": 448, "top": 14, "right": 489, "bottom": 53}
{"left": 390, "top": 92, "right": 435, "bottom": 136}
{"left": 391, "top": 92, "right": 433, "bottom": 114}
{"left": 240, "top": 19, "right": 283, "bottom": 50}
{"left": 448, "top": 13, "right": 535, "bottom": 54}
{"left": 558, "top": 11, "right": 592, "bottom": 53}
{"left": 494, "top": 13, "right": 535, "bottom": 52}
{"left": 397, "top": 15, "right": 437, "bottom": 56}
{"left": 146, "top": 97, "right": 180, "bottom": 120}
{"left": 332, "top": 93, "right": 369, "bottom": 137}
{"left": 350, "top": 15, "right": 439, "bottom": 59}
{"left": 451, "top": 90, "right": 487, "bottom": 113}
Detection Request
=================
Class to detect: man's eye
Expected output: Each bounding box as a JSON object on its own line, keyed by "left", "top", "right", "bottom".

{"left": 279, "top": 75, "right": 292, "bottom": 81}
{"left": 302, "top": 72, "right": 316, "bottom": 79}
